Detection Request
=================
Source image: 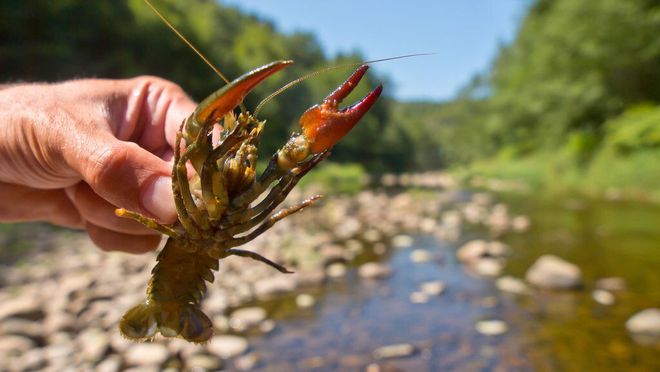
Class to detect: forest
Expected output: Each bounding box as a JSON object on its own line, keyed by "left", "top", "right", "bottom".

{"left": 2, "top": 0, "right": 660, "bottom": 197}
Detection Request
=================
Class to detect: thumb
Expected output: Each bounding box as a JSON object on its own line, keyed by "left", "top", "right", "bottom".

{"left": 74, "top": 137, "right": 178, "bottom": 224}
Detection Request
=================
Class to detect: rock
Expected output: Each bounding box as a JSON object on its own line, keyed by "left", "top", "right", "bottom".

{"left": 410, "top": 249, "right": 431, "bottom": 263}
{"left": 43, "top": 312, "right": 76, "bottom": 334}
{"left": 319, "top": 243, "right": 348, "bottom": 265}
{"left": 592, "top": 289, "right": 615, "bottom": 306}
{"left": 229, "top": 307, "right": 267, "bottom": 331}
{"left": 208, "top": 335, "right": 249, "bottom": 359}
{"left": 0, "top": 318, "right": 43, "bottom": 340}
{"left": 292, "top": 270, "right": 326, "bottom": 287}
{"left": 358, "top": 263, "right": 392, "bottom": 280}
{"left": 626, "top": 308, "right": 660, "bottom": 338}
{"left": 511, "top": 215, "right": 531, "bottom": 232}
{"left": 457, "top": 240, "right": 509, "bottom": 264}
{"left": 295, "top": 294, "right": 316, "bottom": 309}
{"left": 299, "top": 356, "right": 326, "bottom": 369}
{"left": 409, "top": 291, "right": 429, "bottom": 304}
{"left": 475, "top": 320, "right": 508, "bottom": 336}
{"left": 326, "top": 263, "right": 348, "bottom": 278}
{"left": 472, "top": 258, "right": 504, "bottom": 277}
{"left": 420, "top": 281, "right": 445, "bottom": 296}
{"left": 15, "top": 348, "right": 47, "bottom": 370}
{"left": 186, "top": 353, "right": 223, "bottom": 371}
{"left": 391, "top": 235, "right": 414, "bottom": 248}
{"left": 124, "top": 343, "right": 169, "bottom": 366}
{"left": 496, "top": 276, "right": 531, "bottom": 295}
{"left": 203, "top": 292, "right": 228, "bottom": 316}
{"left": 595, "top": 277, "right": 627, "bottom": 292}
{"left": 0, "top": 334, "right": 35, "bottom": 355}
{"left": 253, "top": 276, "right": 296, "bottom": 300}
{"left": 234, "top": 352, "right": 259, "bottom": 370}
{"left": 259, "top": 319, "right": 276, "bottom": 334}
{"left": 0, "top": 296, "right": 43, "bottom": 321}
{"left": 525, "top": 255, "right": 582, "bottom": 290}
{"left": 96, "top": 355, "right": 122, "bottom": 372}
{"left": 373, "top": 343, "right": 416, "bottom": 360}
{"left": 78, "top": 327, "right": 109, "bottom": 362}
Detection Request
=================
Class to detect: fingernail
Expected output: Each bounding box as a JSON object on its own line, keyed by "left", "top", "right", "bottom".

{"left": 142, "top": 176, "right": 177, "bottom": 223}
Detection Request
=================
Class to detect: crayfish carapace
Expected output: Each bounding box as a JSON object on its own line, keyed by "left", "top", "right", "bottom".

{"left": 114, "top": 60, "right": 382, "bottom": 343}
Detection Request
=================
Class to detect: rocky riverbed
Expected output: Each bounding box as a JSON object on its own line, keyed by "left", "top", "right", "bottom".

{"left": 0, "top": 185, "right": 659, "bottom": 371}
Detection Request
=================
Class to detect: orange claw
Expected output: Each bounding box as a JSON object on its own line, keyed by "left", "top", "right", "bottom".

{"left": 299, "top": 65, "right": 383, "bottom": 153}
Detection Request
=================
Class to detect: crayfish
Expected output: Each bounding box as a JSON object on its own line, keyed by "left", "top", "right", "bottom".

{"left": 114, "top": 60, "right": 382, "bottom": 342}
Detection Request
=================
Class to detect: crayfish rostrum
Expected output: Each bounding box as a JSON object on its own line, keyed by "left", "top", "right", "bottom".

{"left": 115, "top": 61, "right": 382, "bottom": 342}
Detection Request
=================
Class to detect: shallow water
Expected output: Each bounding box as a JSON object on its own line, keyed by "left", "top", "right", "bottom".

{"left": 237, "top": 194, "right": 660, "bottom": 371}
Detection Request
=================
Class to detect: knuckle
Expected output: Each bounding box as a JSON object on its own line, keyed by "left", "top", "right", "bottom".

{"left": 85, "top": 143, "right": 132, "bottom": 190}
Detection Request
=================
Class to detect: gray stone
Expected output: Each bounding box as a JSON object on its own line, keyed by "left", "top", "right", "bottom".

{"left": 229, "top": 307, "right": 267, "bottom": 331}
{"left": 0, "top": 334, "right": 35, "bottom": 355}
{"left": 373, "top": 343, "right": 416, "bottom": 360}
{"left": 525, "top": 255, "right": 582, "bottom": 289}
{"left": 96, "top": 355, "right": 122, "bottom": 372}
{"left": 78, "top": 327, "right": 109, "bottom": 362}
{"left": 409, "top": 291, "right": 429, "bottom": 304}
{"left": 234, "top": 352, "right": 259, "bottom": 371}
{"left": 391, "top": 235, "right": 414, "bottom": 248}
{"left": 358, "top": 263, "right": 393, "bottom": 280}
{"left": 124, "top": 343, "right": 169, "bottom": 366}
{"left": 475, "top": 320, "right": 508, "bottom": 336}
{"left": 0, "top": 318, "right": 43, "bottom": 340}
{"left": 186, "top": 353, "right": 223, "bottom": 371}
{"left": 0, "top": 296, "right": 43, "bottom": 321}
{"left": 626, "top": 308, "right": 660, "bottom": 336}
{"left": 595, "top": 277, "right": 627, "bottom": 292}
{"left": 472, "top": 258, "right": 504, "bottom": 277}
{"left": 420, "top": 281, "right": 446, "bottom": 296}
{"left": 410, "top": 249, "right": 431, "bottom": 263}
{"left": 253, "top": 276, "right": 297, "bottom": 300}
{"left": 496, "top": 276, "right": 531, "bottom": 295}
{"left": 592, "top": 289, "right": 616, "bottom": 306}
{"left": 295, "top": 294, "right": 316, "bottom": 309}
{"left": 208, "top": 335, "right": 249, "bottom": 359}
{"left": 326, "top": 263, "right": 348, "bottom": 278}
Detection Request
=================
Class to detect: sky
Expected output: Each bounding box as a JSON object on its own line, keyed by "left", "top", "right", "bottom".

{"left": 221, "top": 0, "right": 529, "bottom": 102}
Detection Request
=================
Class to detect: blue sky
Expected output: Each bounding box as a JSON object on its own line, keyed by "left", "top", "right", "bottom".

{"left": 222, "top": 0, "right": 529, "bottom": 102}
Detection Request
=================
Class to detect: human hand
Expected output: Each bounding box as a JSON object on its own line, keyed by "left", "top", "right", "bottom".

{"left": 0, "top": 77, "right": 196, "bottom": 253}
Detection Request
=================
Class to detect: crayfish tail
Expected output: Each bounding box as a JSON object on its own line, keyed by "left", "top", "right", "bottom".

{"left": 119, "top": 301, "right": 213, "bottom": 343}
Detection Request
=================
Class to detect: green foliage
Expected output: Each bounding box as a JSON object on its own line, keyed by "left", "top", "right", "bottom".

{"left": 298, "top": 162, "right": 367, "bottom": 195}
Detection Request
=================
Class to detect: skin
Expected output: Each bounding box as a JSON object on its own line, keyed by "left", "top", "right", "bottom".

{"left": 0, "top": 77, "right": 197, "bottom": 253}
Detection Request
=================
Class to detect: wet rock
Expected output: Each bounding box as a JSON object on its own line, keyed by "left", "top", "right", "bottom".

{"left": 326, "top": 263, "right": 348, "bottom": 278}
{"left": 592, "top": 289, "right": 616, "bottom": 306}
{"left": 525, "top": 255, "right": 582, "bottom": 290}
{"left": 230, "top": 307, "right": 267, "bottom": 331}
{"left": 358, "top": 263, "right": 393, "bottom": 280}
{"left": 292, "top": 270, "right": 326, "bottom": 287}
{"left": 373, "top": 343, "right": 416, "bottom": 360}
{"left": 259, "top": 319, "right": 276, "bottom": 334}
{"left": 391, "top": 234, "right": 414, "bottom": 248}
{"left": 420, "top": 281, "right": 446, "bottom": 296}
{"left": 234, "top": 352, "right": 259, "bottom": 370}
{"left": 511, "top": 215, "right": 531, "bottom": 232}
{"left": 295, "top": 294, "right": 316, "bottom": 309}
{"left": 186, "top": 353, "right": 223, "bottom": 371}
{"left": 409, "top": 291, "right": 429, "bottom": 304}
{"left": 203, "top": 292, "right": 228, "bottom": 316}
{"left": 124, "top": 343, "right": 169, "bottom": 366}
{"left": 208, "top": 335, "right": 249, "bottom": 359}
{"left": 626, "top": 308, "right": 660, "bottom": 345}
{"left": 457, "top": 240, "right": 509, "bottom": 264}
{"left": 410, "top": 249, "right": 431, "bottom": 263}
{"left": 595, "top": 277, "right": 627, "bottom": 292}
{"left": 496, "top": 276, "right": 531, "bottom": 295}
{"left": 299, "top": 356, "right": 326, "bottom": 369}
{"left": 0, "top": 334, "right": 35, "bottom": 355}
{"left": 472, "top": 258, "right": 504, "bottom": 277}
{"left": 475, "top": 320, "right": 508, "bottom": 336}
{"left": 78, "top": 327, "right": 110, "bottom": 362}
{"left": 319, "top": 243, "right": 348, "bottom": 265}
{"left": 253, "top": 276, "right": 296, "bottom": 300}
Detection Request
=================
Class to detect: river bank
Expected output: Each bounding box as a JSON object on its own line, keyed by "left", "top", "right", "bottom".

{"left": 0, "top": 185, "right": 658, "bottom": 371}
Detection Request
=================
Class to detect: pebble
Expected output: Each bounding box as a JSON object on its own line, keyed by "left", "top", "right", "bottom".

{"left": 496, "top": 276, "right": 531, "bottom": 295}
{"left": 373, "top": 343, "right": 416, "bottom": 360}
{"left": 475, "top": 320, "right": 509, "bottom": 336}
{"left": 229, "top": 307, "right": 267, "bottom": 331}
{"left": 124, "top": 343, "right": 169, "bottom": 366}
{"left": 409, "top": 291, "right": 429, "bottom": 304}
{"left": 358, "top": 263, "right": 393, "bottom": 280}
{"left": 626, "top": 308, "right": 660, "bottom": 337}
{"left": 595, "top": 277, "right": 627, "bottom": 292}
{"left": 0, "top": 334, "right": 35, "bottom": 355}
{"left": 457, "top": 240, "right": 509, "bottom": 264}
{"left": 591, "top": 289, "right": 615, "bottom": 306}
{"left": 0, "top": 296, "right": 43, "bottom": 321}
{"left": 259, "top": 319, "right": 276, "bottom": 334}
{"left": 420, "top": 281, "right": 446, "bottom": 296}
{"left": 253, "top": 276, "right": 296, "bottom": 300}
{"left": 295, "top": 294, "right": 316, "bottom": 309}
{"left": 78, "top": 327, "right": 109, "bottom": 362}
{"left": 391, "top": 234, "right": 414, "bottom": 248}
{"left": 96, "top": 355, "right": 122, "bottom": 372}
{"left": 0, "top": 318, "right": 43, "bottom": 340}
{"left": 292, "top": 270, "right": 326, "bottom": 287}
{"left": 208, "top": 335, "right": 249, "bottom": 359}
{"left": 186, "top": 353, "right": 223, "bottom": 371}
{"left": 326, "top": 263, "right": 348, "bottom": 278}
{"left": 410, "top": 249, "right": 431, "bottom": 263}
{"left": 234, "top": 352, "right": 259, "bottom": 370}
{"left": 511, "top": 215, "right": 531, "bottom": 232}
{"left": 472, "top": 258, "right": 504, "bottom": 277}
{"left": 525, "top": 255, "right": 582, "bottom": 289}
